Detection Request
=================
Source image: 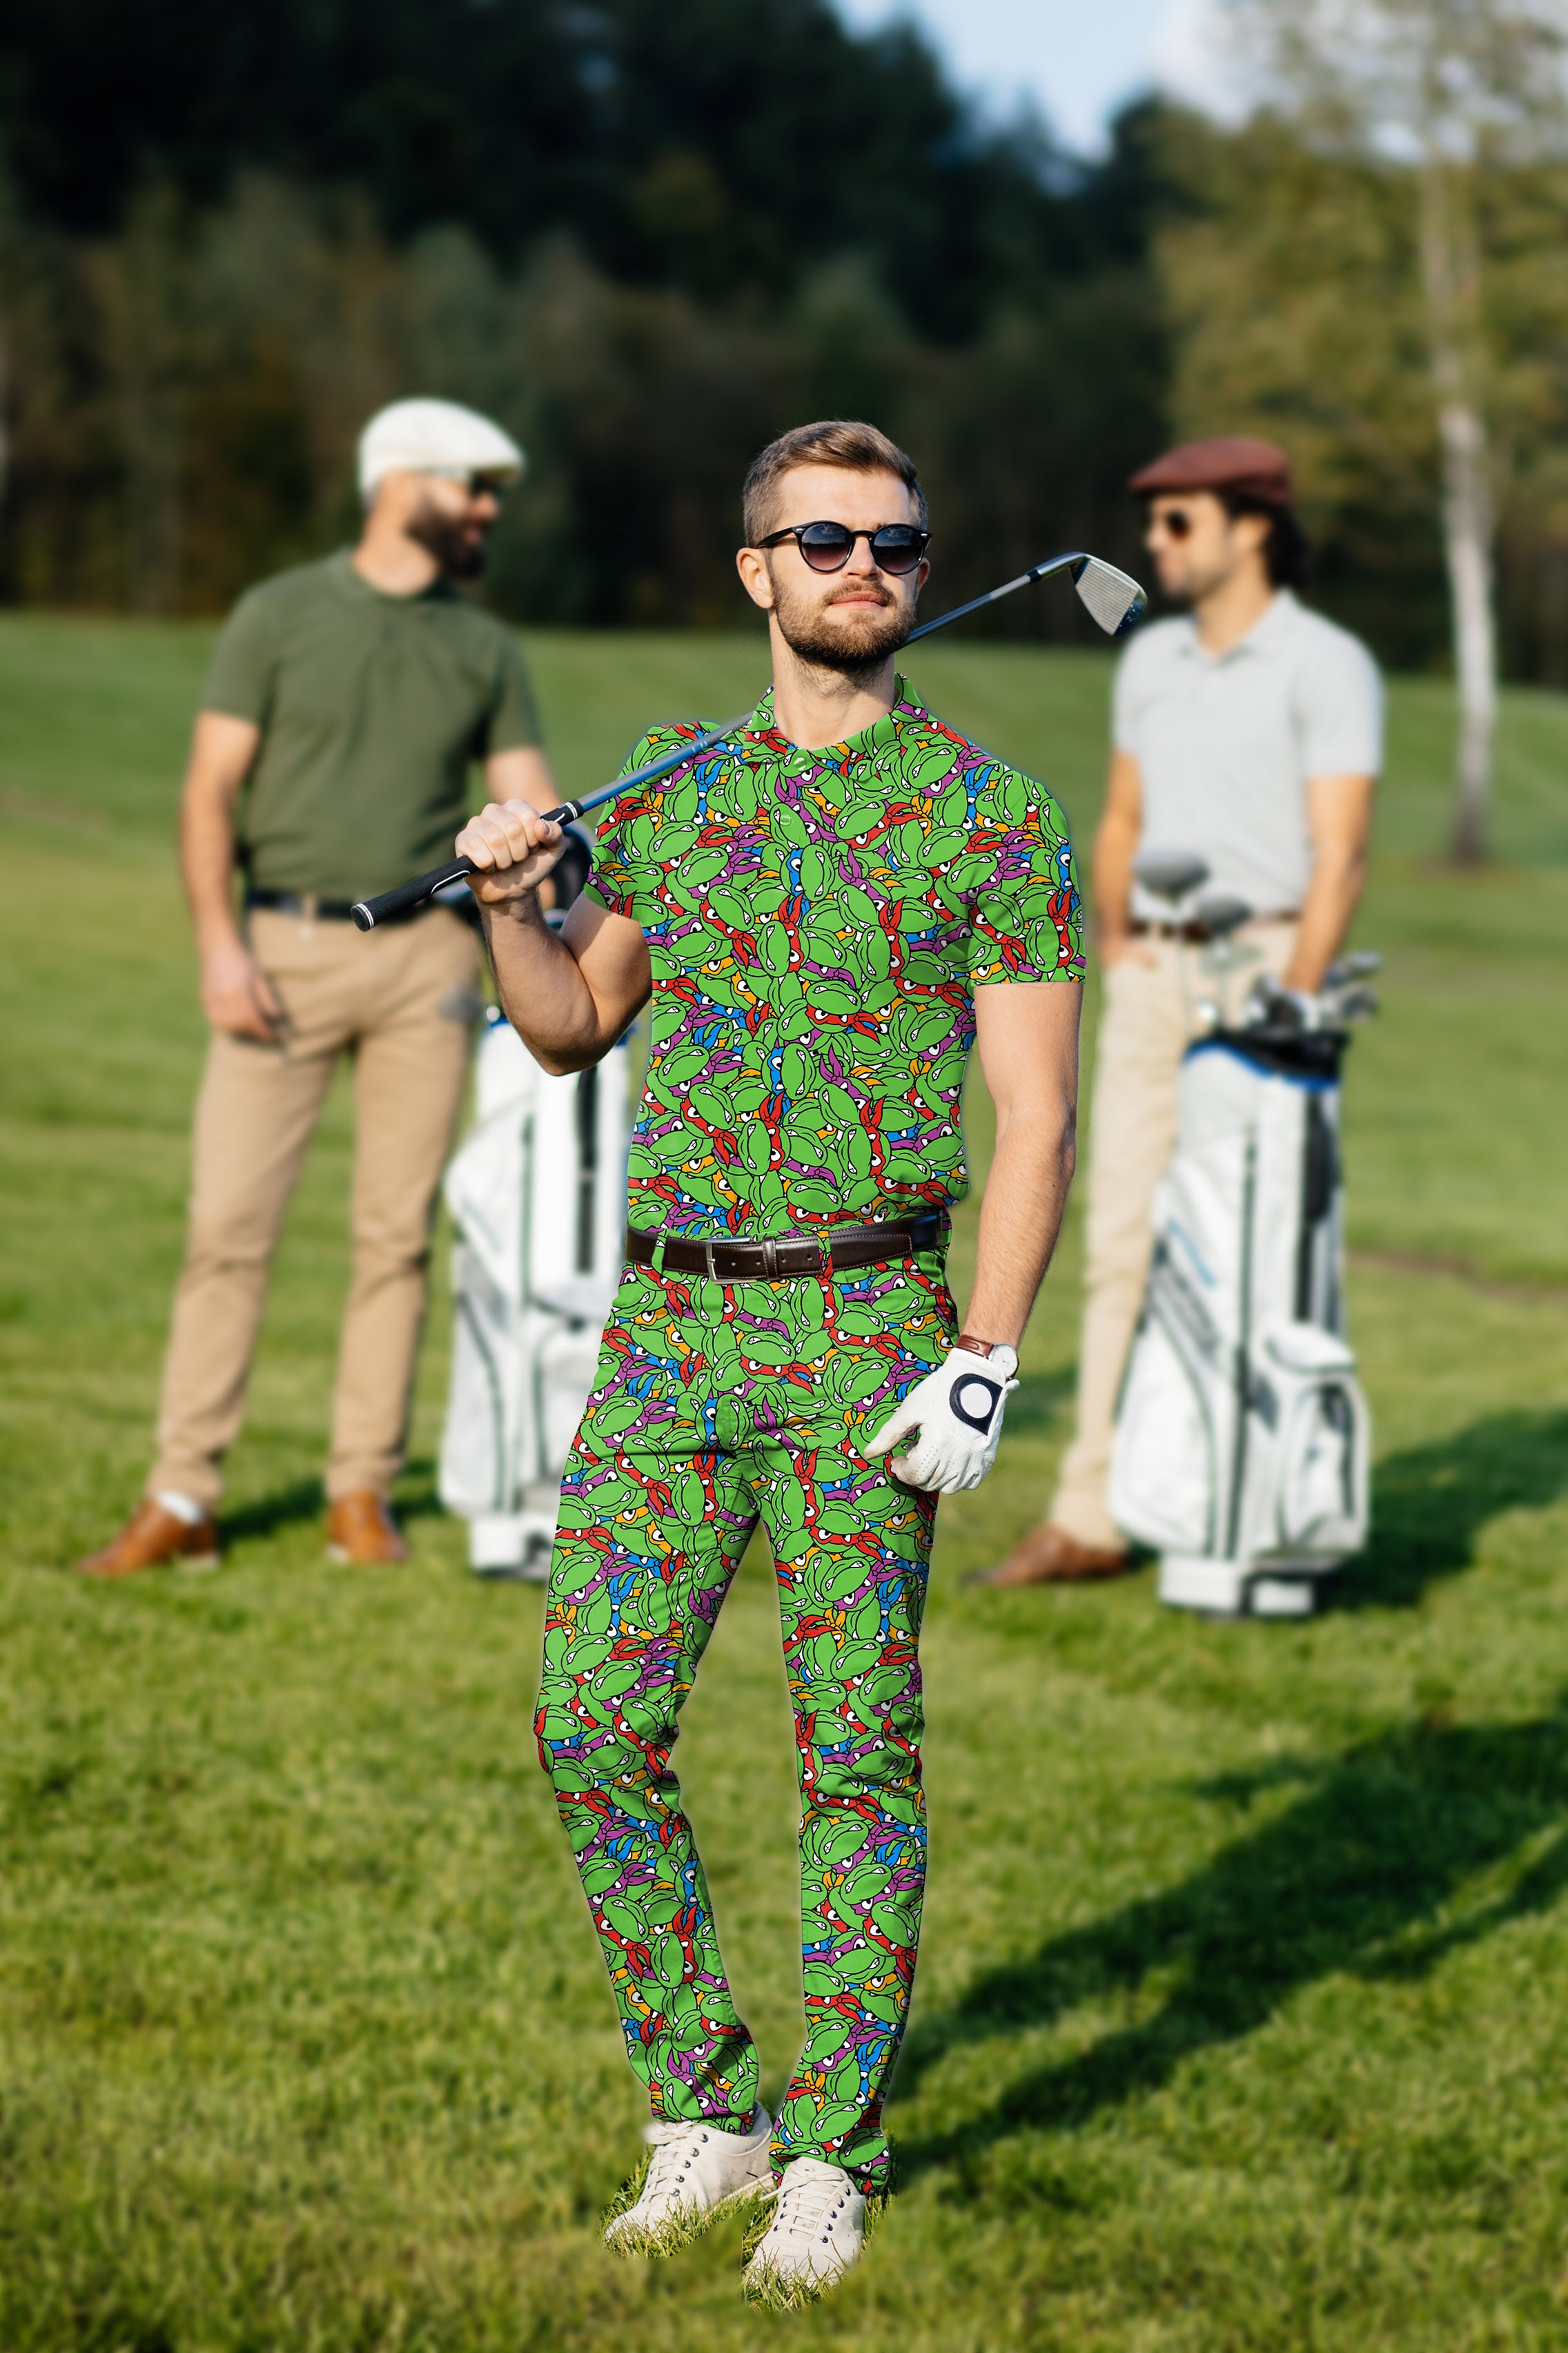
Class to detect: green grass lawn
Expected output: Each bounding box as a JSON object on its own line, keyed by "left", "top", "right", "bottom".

{"left": 2, "top": 616, "right": 1567, "bottom": 2350}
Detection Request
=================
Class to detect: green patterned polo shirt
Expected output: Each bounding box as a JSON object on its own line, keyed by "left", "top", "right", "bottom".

{"left": 585, "top": 676, "right": 1082, "bottom": 1240}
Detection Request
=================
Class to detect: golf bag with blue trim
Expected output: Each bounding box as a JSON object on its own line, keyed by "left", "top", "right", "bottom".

{"left": 1108, "top": 1024, "right": 1370, "bottom": 1616}
{"left": 439, "top": 1007, "right": 631, "bottom": 1576}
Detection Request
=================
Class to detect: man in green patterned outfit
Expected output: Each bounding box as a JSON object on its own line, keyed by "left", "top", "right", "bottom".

{"left": 455, "top": 420, "right": 1081, "bottom": 2301}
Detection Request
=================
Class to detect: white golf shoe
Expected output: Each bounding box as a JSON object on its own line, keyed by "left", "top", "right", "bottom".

{"left": 603, "top": 2105, "right": 772, "bottom": 2255}
{"left": 743, "top": 2155, "right": 866, "bottom": 2301}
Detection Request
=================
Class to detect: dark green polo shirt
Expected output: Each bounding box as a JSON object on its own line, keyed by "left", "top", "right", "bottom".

{"left": 202, "top": 551, "right": 542, "bottom": 901}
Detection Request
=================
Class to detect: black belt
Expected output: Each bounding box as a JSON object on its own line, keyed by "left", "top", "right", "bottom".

{"left": 247, "top": 890, "right": 365, "bottom": 923}
{"left": 1130, "top": 912, "right": 1298, "bottom": 944}
{"left": 627, "top": 1211, "right": 948, "bottom": 1282}
{"left": 247, "top": 888, "right": 464, "bottom": 924}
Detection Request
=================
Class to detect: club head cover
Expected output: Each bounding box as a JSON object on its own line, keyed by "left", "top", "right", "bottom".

{"left": 862, "top": 1343, "right": 1020, "bottom": 1494}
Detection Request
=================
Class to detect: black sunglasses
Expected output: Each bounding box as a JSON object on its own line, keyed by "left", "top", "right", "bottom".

{"left": 1149, "top": 505, "right": 1195, "bottom": 540}
{"left": 424, "top": 467, "right": 516, "bottom": 498}
{"left": 757, "top": 520, "right": 930, "bottom": 575}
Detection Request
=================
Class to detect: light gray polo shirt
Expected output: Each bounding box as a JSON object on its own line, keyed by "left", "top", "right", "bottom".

{"left": 1113, "top": 590, "right": 1383, "bottom": 921}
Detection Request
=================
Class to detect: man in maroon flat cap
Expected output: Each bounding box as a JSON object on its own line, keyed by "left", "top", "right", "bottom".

{"left": 981, "top": 433, "right": 1382, "bottom": 1588}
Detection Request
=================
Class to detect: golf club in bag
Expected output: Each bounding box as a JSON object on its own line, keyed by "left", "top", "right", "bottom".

{"left": 438, "top": 836, "right": 633, "bottom": 1577}
{"left": 1108, "top": 917, "right": 1381, "bottom": 1621}
{"left": 348, "top": 549, "right": 1146, "bottom": 932}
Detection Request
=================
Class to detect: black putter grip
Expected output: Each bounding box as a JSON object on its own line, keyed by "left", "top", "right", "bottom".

{"left": 350, "top": 798, "right": 585, "bottom": 931}
{"left": 350, "top": 858, "right": 475, "bottom": 932}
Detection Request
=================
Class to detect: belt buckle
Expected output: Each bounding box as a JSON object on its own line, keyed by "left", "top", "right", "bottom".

{"left": 702, "top": 1237, "right": 717, "bottom": 1280}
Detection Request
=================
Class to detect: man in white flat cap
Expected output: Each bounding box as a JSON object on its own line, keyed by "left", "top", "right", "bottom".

{"left": 80, "top": 398, "right": 559, "bottom": 1577}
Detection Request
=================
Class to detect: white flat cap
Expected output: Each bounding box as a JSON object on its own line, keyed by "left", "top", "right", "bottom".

{"left": 358, "top": 398, "right": 525, "bottom": 498}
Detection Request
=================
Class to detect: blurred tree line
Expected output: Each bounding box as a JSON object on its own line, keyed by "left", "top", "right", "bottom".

{"left": 1170, "top": 0, "right": 1568, "bottom": 854}
{"left": 0, "top": 0, "right": 1564, "bottom": 687}
{"left": 0, "top": 0, "right": 1165, "bottom": 636}
{"left": 1162, "top": 106, "right": 1568, "bottom": 683}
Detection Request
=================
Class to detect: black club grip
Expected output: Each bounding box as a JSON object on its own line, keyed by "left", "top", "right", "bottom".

{"left": 350, "top": 858, "right": 477, "bottom": 932}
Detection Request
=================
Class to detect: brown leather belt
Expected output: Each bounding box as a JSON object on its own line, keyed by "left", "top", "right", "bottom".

{"left": 627, "top": 1211, "right": 948, "bottom": 1282}
{"left": 1130, "top": 912, "right": 1299, "bottom": 944}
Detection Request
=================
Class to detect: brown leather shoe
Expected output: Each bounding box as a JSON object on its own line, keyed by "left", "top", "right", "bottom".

{"left": 76, "top": 1498, "right": 219, "bottom": 1579}
{"left": 970, "top": 1521, "right": 1130, "bottom": 1588}
{"left": 326, "top": 1491, "right": 409, "bottom": 1566}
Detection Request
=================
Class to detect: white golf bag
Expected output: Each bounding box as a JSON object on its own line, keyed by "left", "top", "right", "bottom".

{"left": 1108, "top": 1025, "right": 1371, "bottom": 1617}
{"left": 439, "top": 1008, "right": 630, "bottom": 1576}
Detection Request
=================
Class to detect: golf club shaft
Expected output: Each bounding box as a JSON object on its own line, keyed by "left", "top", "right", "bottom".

{"left": 904, "top": 551, "right": 1083, "bottom": 643}
{"left": 349, "top": 714, "right": 751, "bottom": 929}
{"left": 353, "top": 549, "right": 1109, "bottom": 930}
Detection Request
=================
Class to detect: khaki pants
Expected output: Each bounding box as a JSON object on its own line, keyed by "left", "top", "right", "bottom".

{"left": 1050, "top": 919, "right": 1298, "bottom": 1551}
{"left": 149, "top": 906, "right": 479, "bottom": 1511}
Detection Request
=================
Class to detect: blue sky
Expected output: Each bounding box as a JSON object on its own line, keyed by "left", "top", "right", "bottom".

{"left": 832, "top": 0, "right": 1233, "bottom": 155}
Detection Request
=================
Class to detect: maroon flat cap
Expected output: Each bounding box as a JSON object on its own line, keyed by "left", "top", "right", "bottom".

{"left": 1128, "top": 435, "right": 1293, "bottom": 506}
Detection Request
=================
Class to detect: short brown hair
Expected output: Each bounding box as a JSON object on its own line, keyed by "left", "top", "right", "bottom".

{"left": 742, "top": 420, "right": 927, "bottom": 547}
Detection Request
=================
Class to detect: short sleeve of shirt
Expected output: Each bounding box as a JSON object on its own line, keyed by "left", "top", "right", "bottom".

{"left": 583, "top": 728, "right": 669, "bottom": 922}
{"left": 966, "top": 772, "right": 1084, "bottom": 985}
{"left": 1296, "top": 626, "right": 1384, "bottom": 777}
{"left": 483, "top": 632, "right": 544, "bottom": 753}
{"left": 201, "top": 586, "right": 280, "bottom": 725}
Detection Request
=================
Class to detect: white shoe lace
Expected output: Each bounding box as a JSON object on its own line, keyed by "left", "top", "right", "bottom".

{"left": 638, "top": 2120, "right": 714, "bottom": 2215}
{"left": 767, "top": 2164, "right": 855, "bottom": 2245}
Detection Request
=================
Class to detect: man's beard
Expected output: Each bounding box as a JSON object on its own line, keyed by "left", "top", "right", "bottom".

{"left": 1165, "top": 554, "right": 1234, "bottom": 609}
{"left": 770, "top": 575, "right": 912, "bottom": 675}
{"left": 408, "top": 507, "right": 489, "bottom": 580}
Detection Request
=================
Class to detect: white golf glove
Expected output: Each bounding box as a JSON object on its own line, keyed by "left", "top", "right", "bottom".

{"left": 863, "top": 1344, "right": 1019, "bottom": 1494}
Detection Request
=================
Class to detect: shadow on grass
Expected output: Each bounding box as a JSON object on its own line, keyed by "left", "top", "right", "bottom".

{"left": 218, "top": 1457, "right": 448, "bottom": 1548}
{"left": 217, "top": 1478, "right": 324, "bottom": 1546}
{"left": 1346, "top": 1409, "right": 1568, "bottom": 1610}
{"left": 392, "top": 1456, "right": 449, "bottom": 1527}
{"left": 893, "top": 1701, "right": 1568, "bottom": 2187}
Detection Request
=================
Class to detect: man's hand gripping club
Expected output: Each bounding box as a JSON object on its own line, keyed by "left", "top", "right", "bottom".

{"left": 455, "top": 797, "right": 570, "bottom": 908}
{"left": 863, "top": 1345, "right": 1021, "bottom": 1494}
{"left": 454, "top": 796, "right": 656, "bottom": 1080}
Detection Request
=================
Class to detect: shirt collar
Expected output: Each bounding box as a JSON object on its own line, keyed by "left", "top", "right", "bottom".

{"left": 329, "top": 548, "right": 455, "bottom": 607}
{"left": 744, "top": 674, "right": 912, "bottom": 761}
{"left": 1175, "top": 589, "right": 1297, "bottom": 665}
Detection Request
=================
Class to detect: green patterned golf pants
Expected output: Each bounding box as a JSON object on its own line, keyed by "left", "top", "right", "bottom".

{"left": 534, "top": 1252, "right": 954, "bottom": 2192}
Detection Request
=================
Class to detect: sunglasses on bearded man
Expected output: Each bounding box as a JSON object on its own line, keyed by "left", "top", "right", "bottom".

{"left": 422, "top": 467, "right": 518, "bottom": 498}
{"left": 1148, "top": 505, "right": 1199, "bottom": 540}
{"left": 756, "top": 520, "right": 930, "bottom": 575}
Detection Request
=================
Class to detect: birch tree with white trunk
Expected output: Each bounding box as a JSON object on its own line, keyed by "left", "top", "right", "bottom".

{"left": 1224, "top": 0, "right": 1568, "bottom": 862}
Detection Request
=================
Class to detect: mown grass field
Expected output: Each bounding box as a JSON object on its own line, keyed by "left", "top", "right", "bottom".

{"left": 2, "top": 614, "right": 1568, "bottom": 2351}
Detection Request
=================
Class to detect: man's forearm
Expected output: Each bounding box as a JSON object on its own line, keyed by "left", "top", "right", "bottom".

{"left": 1286, "top": 852, "right": 1366, "bottom": 993}
{"left": 962, "top": 1107, "right": 1077, "bottom": 1349}
{"left": 482, "top": 895, "right": 618, "bottom": 1075}
{"left": 1092, "top": 810, "right": 1137, "bottom": 953}
{"left": 180, "top": 788, "right": 243, "bottom": 953}
{"left": 1092, "top": 751, "right": 1143, "bottom": 957}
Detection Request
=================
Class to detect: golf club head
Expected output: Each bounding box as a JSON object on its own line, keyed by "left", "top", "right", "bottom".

{"left": 1244, "top": 974, "right": 1298, "bottom": 1029}
{"left": 1070, "top": 556, "right": 1146, "bottom": 637}
{"left": 1193, "top": 892, "right": 1253, "bottom": 939}
{"left": 1134, "top": 847, "right": 1211, "bottom": 903}
{"left": 1324, "top": 950, "right": 1382, "bottom": 986}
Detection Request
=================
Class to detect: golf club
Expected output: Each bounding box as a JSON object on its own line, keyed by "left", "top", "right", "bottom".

{"left": 905, "top": 550, "right": 1146, "bottom": 645}
{"left": 1134, "top": 848, "right": 1212, "bottom": 1030}
{"left": 350, "top": 714, "right": 752, "bottom": 930}
{"left": 1244, "top": 969, "right": 1380, "bottom": 1034}
{"left": 1192, "top": 892, "right": 1255, "bottom": 1027}
{"left": 350, "top": 547, "right": 1147, "bottom": 930}
{"left": 1133, "top": 848, "right": 1211, "bottom": 906}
